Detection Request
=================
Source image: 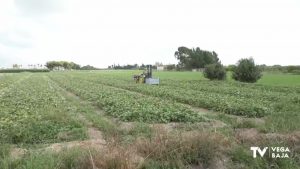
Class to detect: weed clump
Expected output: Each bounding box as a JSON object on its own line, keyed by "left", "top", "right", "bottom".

{"left": 136, "top": 130, "right": 230, "bottom": 168}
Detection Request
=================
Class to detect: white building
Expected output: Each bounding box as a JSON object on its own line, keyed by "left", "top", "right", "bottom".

{"left": 157, "top": 66, "right": 164, "bottom": 71}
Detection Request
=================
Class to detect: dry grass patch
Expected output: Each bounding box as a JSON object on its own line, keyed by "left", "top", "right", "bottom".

{"left": 135, "top": 128, "right": 230, "bottom": 168}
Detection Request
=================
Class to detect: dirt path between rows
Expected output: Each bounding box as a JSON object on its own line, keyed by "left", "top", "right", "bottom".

{"left": 48, "top": 78, "right": 107, "bottom": 142}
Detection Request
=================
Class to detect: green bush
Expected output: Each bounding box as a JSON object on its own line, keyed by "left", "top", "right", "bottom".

{"left": 203, "top": 62, "right": 226, "bottom": 80}
{"left": 232, "top": 58, "right": 262, "bottom": 83}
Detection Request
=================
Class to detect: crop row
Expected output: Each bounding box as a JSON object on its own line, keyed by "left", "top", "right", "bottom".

{"left": 49, "top": 74, "right": 205, "bottom": 123}
{"left": 60, "top": 72, "right": 297, "bottom": 117}
{"left": 0, "top": 74, "right": 28, "bottom": 91}
{"left": 0, "top": 75, "right": 86, "bottom": 144}
{"left": 74, "top": 73, "right": 297, "bottom": 103}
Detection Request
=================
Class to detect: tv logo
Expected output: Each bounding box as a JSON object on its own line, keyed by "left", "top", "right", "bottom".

{"left": 250, "top": 147, "right": 268, "bottom": 158}
{"left": 250, "top": 146, "right": 290, "bottom": 158}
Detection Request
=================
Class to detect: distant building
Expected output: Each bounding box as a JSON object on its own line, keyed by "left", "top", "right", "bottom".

{"left": 157, "top": 66, "right": 164, "bottom": 71}
{"left": 12, "top": 64, "right": 22, "bottom": 69}
{"left": 192, "top": 68, "right": 204, "bottom": 72}
{"left": 53, "top": 66, "right": 65, "bottom": 71}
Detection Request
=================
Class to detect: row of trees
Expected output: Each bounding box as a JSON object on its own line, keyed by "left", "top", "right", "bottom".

{"left": 45, "top": 61, "right": 98, "bottom": 70}
{"left": 225, "top": 64, "right": 300, "bottom": 74}
{"left": 109, "top": 64, "right": 141, "bottom": 69}
{"left": 45, "top": 61, "right": 80, "bottom": 70}
{"left": 108, "top": 64, "right": 158, "bottom": 70}
{"left": 260, "top": 65, "right": 300, "bottom": 74}
{"left": 80, "top": 65, "right": 98, "bottom": 70}
{"left": 11, "top": 64, "right": 44, "bottom": 69}
{"left": 174, "top": 46, "right": 262, "bottom": 83}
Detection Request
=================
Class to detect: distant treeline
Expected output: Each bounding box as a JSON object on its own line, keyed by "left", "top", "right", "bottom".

{"left": 108, "top": 64, "right": 179, "bottom": 70}
{"left": 262, "top": 65, "right": 300, "bottom": 74}
{"left": 226, "top": 65, "right": 300, "bottom": 74}
{"left": 108, "top": 45, "right": 300, "bottom": 74}
{"left": 174, "top": 47, "right": 300, "bottom": 74}
{"left": 80, "top": 65, "right": 99, "bottom": 70}
{"left": 45, "top": 61, "right": 98, "bottom": 70}
{"left": 109, "top": 64, "right": 156, "bottom": 70}
{"left": 108, "top": 46, "right": 223, "bottom": 71}
{"left": 0, "top": 69, "right": 50, "bottom": 73}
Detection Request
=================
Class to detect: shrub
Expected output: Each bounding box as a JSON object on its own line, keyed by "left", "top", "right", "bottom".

{"left": 232, "top": 58, "right": 262, "bottom": 83}
{"left": 203, "top": 62, "right": 226, "bottom": 80}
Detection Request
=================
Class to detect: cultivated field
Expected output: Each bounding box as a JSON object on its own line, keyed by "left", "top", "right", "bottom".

{"left": 0, "top": 71, "right": 299, "bottom": 169}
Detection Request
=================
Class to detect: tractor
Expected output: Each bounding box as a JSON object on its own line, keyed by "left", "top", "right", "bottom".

{"left": 133, "top": 65, "right": 160, "bottom": 85}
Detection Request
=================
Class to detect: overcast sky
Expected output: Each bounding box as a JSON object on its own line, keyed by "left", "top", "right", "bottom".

{"left": 0, "top": 0, "right": 299, "bottom": 68}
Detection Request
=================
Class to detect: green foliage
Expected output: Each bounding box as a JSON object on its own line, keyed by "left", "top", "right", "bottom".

{"left": 111, "top": 64, "right": 139, "bottom": 70}
{"left": 45, "top": 61, "right": 61, "bottom": 70}
{"left": 45, "top": 61, "right": 81, "bottom": 70}
{"left": 69, "top": 73, "right": 271, "bottom": 117}
{"left": 174, "top": 46, "right": 219, "bottom": 70}
{"left": 234, "top": 119, "right": 257, "bottom": 129}
{"left": 225, "top": 64, "right": 235, "bottom": 71}
{"left": 0, "top": 74, "right": 25, "bottom": 89}
{"left": 257, "top": 72, "right": 300, "bottom": 86}
{"left": 49, "top": 74, "right": 205, "bottom": 123}
{"left": 230, "top": 146, "right": 267, "bottom": 169}
{"left": 0, "top": 144, "right": 10, "bottom": 159}
{"left": 264, "top": 101, "right": 300, "bottom": 132}
{"left": 232, "top": 58, "right": 262, "bottom": 83}
{"left": 0, "top": 148, "right": 92, "bottom": 169}
{"left": 0, "top": 69, "right": 49, "bottom": 73}
{"left": 0, "top": 75, "right": 87, "bottom": 144}
{"left": 1, "top": 71, "right": 300, "bottom": 169}
{"left": 165, "top": 64, "right": 176, "bottom": 71}
{"left": 127, "top": 123, "right": 152, "bottom": 138}
{"left": 286, "top": 65, "right": 300, "bottom": 74}
{"left": 76, "top": 104, "right": 120, "bottom": 139}
{"left": 80, "top": 65, "right": 98, "bottom": 70}
{"left": 203, "top": 62, "right": 226, "bottom": 80}
{"left": 66, "top": 71, "right": 300, "bottom": 124}
{"left": 230, "top": 146, "right": 300, "bottom": 169}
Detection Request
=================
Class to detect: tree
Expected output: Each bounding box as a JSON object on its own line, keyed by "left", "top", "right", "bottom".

{"left": 174, "top": 47, "right": 219, "bottom": 70}
{"left": 70, "top": 62, "right": 81, "bottom": 69}
{"left": 62, "top": 61, "right": 71, "bottom": 69}
{"left": 232, "top": 58, "right": 262, "bottom": 83}
{"left": 139, "top": 64, "right": 146, "bottom": 70}
{"left": 45, "top": 61, "right": 81, "bottom": 70}
{"left": 203, "top": 62, "right": 226, "bottom": 80}
{"left": 45, "top": 61, "right": 59, "bottom": 70}
{"left": 81, "top": 65, "right": 98, "bottom": 70}
{"left": 286, "top": 65, "right": 300, "bottom": 74}
{"left": 165, "top": 64, "right": 176, "bottom": 71}
{"left": 225, "top": 64, "right": 235, "bottom": 71}
{"left": 12, "top": 64, "right": 19, "bottom": 69}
